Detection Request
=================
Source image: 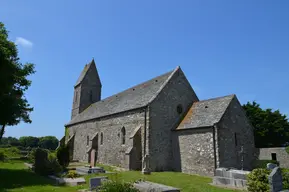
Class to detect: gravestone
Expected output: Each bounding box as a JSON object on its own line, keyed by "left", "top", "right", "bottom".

{"left": 268, "top": 167, "right": 283, "bottom": 192}
{"left": 89, "top": 176, "right": 108, "bottom": 190}
{"left": 267, "top": 163, "right": 277, "bottom": 170}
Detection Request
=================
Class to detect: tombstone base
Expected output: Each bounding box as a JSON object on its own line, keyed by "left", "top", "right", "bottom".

{"left": 76, "top": 167, "right": 105, "bottom": 175}
{"left": 142, "top": 169, "right": 151, "bottom": 175}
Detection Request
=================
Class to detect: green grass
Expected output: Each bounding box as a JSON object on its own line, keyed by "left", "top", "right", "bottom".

{"left": 0, "top": 160, "right": 242, "bottom": 192}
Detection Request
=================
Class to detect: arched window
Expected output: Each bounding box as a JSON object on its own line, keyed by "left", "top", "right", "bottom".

{"left": 100, "top": 132, "right": 103, "bottom": 145}
{"left": 86, "top": 135, "right": 89, "bottom": 146}
{"left": 121, "top": 127, "right": 126, "bottom": 145}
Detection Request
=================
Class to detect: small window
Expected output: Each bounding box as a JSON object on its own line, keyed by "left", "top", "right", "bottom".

{"left": 89, "top": 90, "right": 93, "bottom": 102}
{"left": 177, "top": 104, "right": 183, "bottom": 114}
{"left": 121, "top": 127, "right": 126, "bottom": 145}
{"left": 86, "top": 136, "right": 89, "bottom": 146}
{"left": 234, "top": 133, "right": 238, "bottom": 146}
{"left": 271, "top": 153, "right": 277, "bottom": 161}
{"left": 100, "top": 132, "right": 103, "bottom": 145}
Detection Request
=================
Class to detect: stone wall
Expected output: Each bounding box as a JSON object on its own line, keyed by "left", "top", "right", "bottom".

{"left": 258, "top": 147, "right": 289, "bottom": 168}
{"left": 71, "top": 85, "right": 81, "bottom": 119}
{"left": 149, "top": 67, "right": 199, "bottom": 171}
{"left": 66, "top": 108, "right": 146, "bottom": 169}
{"left": 173, "top": 128, "right": 215, "bottom": 176}
{"left": 217, "top": 96, "right": 256, "bottom": 171}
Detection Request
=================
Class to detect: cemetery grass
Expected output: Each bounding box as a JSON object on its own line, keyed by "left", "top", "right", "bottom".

{"left": 0, "top": 160, "right": 79, "bottom": 192}
{"left": 0, "top": 160, "right": 242, "bottom": 192}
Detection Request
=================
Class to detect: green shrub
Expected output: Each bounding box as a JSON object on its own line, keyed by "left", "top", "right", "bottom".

{"left": 98, "top": 181, "right": 140, "bottom": 192}
{"left": 66, "top": 170, "right": 80, "bottom": 179}
{"left": 247, "top": 168, "right": 270, "bottom": 192}
{"left": 56, "top": 145, "right": 70, "bottom": 168}
{"left": 253, "top": 159, "right": 280, "bottom": 168}
{"left": 0, "top": 151, "right": 6, "bottom": 161}
{"left": 34, "top": 148, "right": 62, "bottom": 176}
{"left": 46, "top": 154, "right": 63, "bottom": 176}
{"left": 282, "top": 168, "right": 289, "bottom": 189}
{"left": 0, "top": 147, "right": 20, "bottom": 158}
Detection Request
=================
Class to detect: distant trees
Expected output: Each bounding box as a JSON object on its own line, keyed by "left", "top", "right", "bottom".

{"left": 243, "top": 101, "right": 289, "bottom": 148}
{"left": 39, "top": 136, "right": 59, "bottom": 150}
{"left": 0, "top": 22, "right": 35, "bottom": 140}
{"left": 0, "top": 136, "right": 59, "bottom": 150}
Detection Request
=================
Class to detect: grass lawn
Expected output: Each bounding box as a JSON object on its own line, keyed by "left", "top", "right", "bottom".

{"left": 0, "top": 160, "right": 242, "bottom": 192}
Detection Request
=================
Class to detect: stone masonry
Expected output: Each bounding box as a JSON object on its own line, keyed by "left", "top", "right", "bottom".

{"left": 64, "top": 59, "right": 256, "bottom": 176}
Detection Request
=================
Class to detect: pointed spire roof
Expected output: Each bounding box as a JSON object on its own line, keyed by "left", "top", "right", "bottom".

{"left": 74, "top": 58, "right": 101, "bottom": 87}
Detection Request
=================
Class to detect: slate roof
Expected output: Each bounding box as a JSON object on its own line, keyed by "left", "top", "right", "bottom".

{"left": 75, "top": 64, "right": 90, "bottom": 87}
{"left": 176, "top": 94, "right": 235, "bottom": 130}
{"left": 66, "top": 67, "right": 178, "bottom": 126}
{"left": 75, "top": 59, "right": 101, "bottom": 87}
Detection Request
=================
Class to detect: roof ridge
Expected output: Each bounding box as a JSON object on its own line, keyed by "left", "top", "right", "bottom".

{"left": 94, "top": 67, "right": 176, "bottom": 103}
{"left": 197, "top": 94, "right": 235, "bottom": 103}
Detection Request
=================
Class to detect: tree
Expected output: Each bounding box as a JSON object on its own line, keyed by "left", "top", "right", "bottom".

{"left": 19, "top": 136, "right": 39, "bottom": 148}
{"left": 243, "top": 101, "right": 289, "bottom": 147}
{"left": 39, "top": 136, "right": 59, "bottom": 150}
{"left": 0, "top": 22, "right": 35, "bottom": 140}
{"left": 56, "top": 145, "right": 70, "bottom": 168}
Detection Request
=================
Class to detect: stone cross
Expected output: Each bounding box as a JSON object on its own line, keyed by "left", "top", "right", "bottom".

{"left": 142, "top": 154, "right": 151, "bottom": 175}
{"left": 269, "top": 167, "right": 283, "bottom": 192}
{"left": 267, "top": 163, "right": 278, "bottom": 170}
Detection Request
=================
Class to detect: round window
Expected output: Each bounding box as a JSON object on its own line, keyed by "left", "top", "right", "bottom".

{"left": 177, "top": 104, "right": 183, "bottom": 114}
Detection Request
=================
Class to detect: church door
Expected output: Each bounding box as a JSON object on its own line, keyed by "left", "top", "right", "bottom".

{"left": 90, "top": 135, "right": 98, "bottom": 167}
{"left": 132, "top": 130, "right": 142, "bottom": 170}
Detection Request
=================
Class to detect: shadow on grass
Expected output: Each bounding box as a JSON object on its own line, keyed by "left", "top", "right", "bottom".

{"left": 0, "top": 162, "right": 56, "bottom": 192}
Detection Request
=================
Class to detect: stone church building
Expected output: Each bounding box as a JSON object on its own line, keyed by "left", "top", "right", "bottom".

{"left": 64, "top": 59, "right": 256, "bottom": 176}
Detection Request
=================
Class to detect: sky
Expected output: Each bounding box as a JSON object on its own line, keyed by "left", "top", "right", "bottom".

{"left": 1, "top": 0, "right": 289, "bottom": 139}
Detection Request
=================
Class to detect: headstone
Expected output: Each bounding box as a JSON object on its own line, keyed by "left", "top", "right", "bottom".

{"left": 267, "top": 163, "right": 277, "bottom": 170}
{"left": 89, "top": 177, "right": 101, "bottom": 190}
{"left": 268, "top": 167, "right": 283, "bottom": 192}
{"left": 142, "top": 154, "right": 151, "bottom": 175}
{"left": 90, "top": 149, "right": 96, "bottom": 167}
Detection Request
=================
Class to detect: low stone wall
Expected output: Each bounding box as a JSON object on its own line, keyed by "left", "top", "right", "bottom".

{"left": 258, "top": 147, "right": 289, "bottom": 168}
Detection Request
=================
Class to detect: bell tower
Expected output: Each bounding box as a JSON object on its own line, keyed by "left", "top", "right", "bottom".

{"left": 71, "top": 59, "right": 101, "bottom": 119}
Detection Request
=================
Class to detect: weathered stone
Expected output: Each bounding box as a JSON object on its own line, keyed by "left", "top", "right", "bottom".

{"left": 213, "top": 168, "right": 249, "bottom": 189}
{"left": 269, "top": 167, "right": 283, "bottom": 192}
{"left": 133, "top": 181, "right": 180, "bottom": 192}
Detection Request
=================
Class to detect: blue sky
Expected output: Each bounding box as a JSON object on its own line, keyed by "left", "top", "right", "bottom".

{"left": 1, "top": 0, "right": 289, "bottom": 139}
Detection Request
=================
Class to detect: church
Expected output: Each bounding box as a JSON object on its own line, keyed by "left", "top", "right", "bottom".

{"left": 63, "top": 59, "right": 256, "bottom": 176}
